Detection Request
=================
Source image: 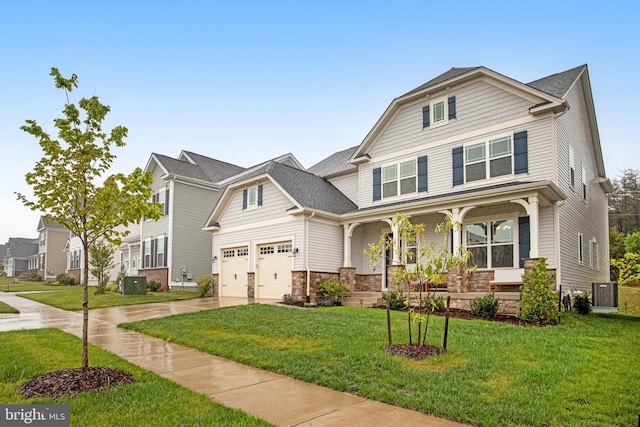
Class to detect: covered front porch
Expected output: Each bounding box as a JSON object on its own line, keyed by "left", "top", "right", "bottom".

{"left": 336, "top": 181, "right": 564, "bottom": 310}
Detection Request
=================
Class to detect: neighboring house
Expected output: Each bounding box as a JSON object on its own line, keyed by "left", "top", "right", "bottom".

{"left": 3, "top": 237, "right": 38, "bottom": 277}
{"left": 0, "top": 243, "right": 6, "bottom": 275}
{"left": 135, "top": 150, "right": 304, "bottom": 291}
{"left": 204, "top": 65, "right": 612, "bottom": 306}
{"left": 29, "top": 216, "right": 69, "bottom": 280}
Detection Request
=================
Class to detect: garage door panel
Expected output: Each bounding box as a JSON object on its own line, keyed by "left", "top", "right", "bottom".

{"left": 221, "top": 247, "right": 248, "bottom": 297}
{"left": 257, "top": 242, "right": 292, "bottom": 299}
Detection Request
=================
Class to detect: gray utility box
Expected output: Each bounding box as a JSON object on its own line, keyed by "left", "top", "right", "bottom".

{"left": 121, "top": 276, "right": 147, "bottom": 295}
{"left": 592, "top": 282, "right": 617, "bottom": 307}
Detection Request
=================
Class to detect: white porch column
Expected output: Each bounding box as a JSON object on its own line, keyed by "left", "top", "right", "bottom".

{"left": 391, "top": 221, "right": 400, "bottom": 264}
{"left": 529, "top": 195, "right": 540, "bottom": 258}
{"left": 343, "top": 223, "right": 361, "bottom": 268}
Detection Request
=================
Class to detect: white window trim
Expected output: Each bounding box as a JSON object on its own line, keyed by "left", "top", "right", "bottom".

{"left": 429, "top": 96, "right": 448, "bottom": 128}
{"left": 246, "top": 186, "right": 258, "bottom": 210}
{"left": 380, "top": 158, "right": 418, "bottom": 200}
{"left": 463, "top": 213, "right": 519, "bottom": 270}
{"left": 463, "top": 133, "right": 514, "bottom": 186}
{"left": 578, "top": 233, "right": 584, "bottom": 264}
{"left": 156, "top": 234, "right": 165, "bottom": 267}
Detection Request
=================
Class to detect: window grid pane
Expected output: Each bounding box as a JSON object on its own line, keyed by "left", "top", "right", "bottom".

{"left": 433, "top": 101, "right": 445, "bottom": 122}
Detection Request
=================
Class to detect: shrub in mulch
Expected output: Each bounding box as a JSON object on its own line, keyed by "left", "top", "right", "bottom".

{"left": 18, "top": 367, "right": 136, "bottom": 398}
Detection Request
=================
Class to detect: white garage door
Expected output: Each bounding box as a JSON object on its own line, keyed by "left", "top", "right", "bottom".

{"left": 256, "top": 242, "right": 293, "bottom": 299}
{"left": 220, "top": 247, "right": 249, "bottom": 297}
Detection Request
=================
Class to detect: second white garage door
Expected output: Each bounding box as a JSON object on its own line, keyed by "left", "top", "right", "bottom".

{"left": 220, "top": 247, "right": 249, "bottom": 297}
{"left": 256, "top": 242, "right": 293, "bottom": 299}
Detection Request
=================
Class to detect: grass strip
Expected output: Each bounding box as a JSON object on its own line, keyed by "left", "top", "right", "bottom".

{"left": 0, "top": 301, "right": 19, "bottom": 314}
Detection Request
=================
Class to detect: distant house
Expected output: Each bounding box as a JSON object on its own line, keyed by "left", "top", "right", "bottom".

{"left": 129, "top": 150, "right": 304, "bottom": 291}
{"left": 3, "top": 237, "right": 38, "bottom": 277}
{"left": 28, "top": 216, "right": 69, "bottom": 280}
{"left": 204, "top": 65, "right": 612, "bottom": 308}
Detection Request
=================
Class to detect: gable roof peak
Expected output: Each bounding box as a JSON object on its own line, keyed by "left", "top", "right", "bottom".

{"left": 402, "top": 67, "right": 481, "bottom": 97}
{"left": 526, "top": 64, "right": 587, "bottom": 99}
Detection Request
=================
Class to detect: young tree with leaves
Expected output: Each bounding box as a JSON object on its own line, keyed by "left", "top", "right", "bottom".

{"left": 89, "top": 240, "right": 115, "bottom": 295}
{"left": 17, "top": 68, "right": 163, "bottom": 367}
{"left": 366, "top": 213, "right": 470, "bottom": 348}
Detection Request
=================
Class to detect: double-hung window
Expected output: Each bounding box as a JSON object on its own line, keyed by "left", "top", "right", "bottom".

{"left": 382, "top": 160, "right": 417, "bottom": 198}
{"left": 465, "top": 219, "right": 515, "bottom": 268}
{"left": 143, "top": 238, "right": 151, "bottom": 268}
{"left": 156, "top": 235, "right": 165, "bottom": 267}
{"left": 465, "top": 136, "right": 513, "bottom": 183}
{"left": 248, "top": 187, "right": 257, "bottom": 208}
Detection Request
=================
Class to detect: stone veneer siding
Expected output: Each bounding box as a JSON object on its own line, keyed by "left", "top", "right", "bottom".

{"left": 211, "top": 273, "right": 219, "bottom": 297}
{"left": 354, "top": 274, "right": 382, "bottom": 291}
{"left": 247, "top": 272, "right": 255, "bottom": 298}
{"left": 67, "top": 269, "right": 81, "bottom": 284}
{"left": 291, "top": 271, "right": 340, "bottom": 299}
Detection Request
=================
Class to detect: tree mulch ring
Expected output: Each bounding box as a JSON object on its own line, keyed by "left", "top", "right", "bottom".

{"left": 18, "top": 367, "right": 136, "bottom": 398}
{"left": 386, "top": 344, "right": 445, "bottom": 360}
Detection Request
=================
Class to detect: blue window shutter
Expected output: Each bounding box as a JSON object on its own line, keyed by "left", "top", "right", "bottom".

{"left": 422, "top": 106, "right": 430, "bottom": 128}
{"left": 242, "top": 189, "right": 247, "bottom": 209}
{"left": 452, "top": 147, "right": 464, "bottom": 186}
{"left": 417, "top": 156, "right": 428, "bottom": 192}
{"left": 141, "top": 241, "right": 146, "bottom": 268}
{"left": 151, "top": 239, "right": 156, "bottom": 268}
{"left": 373, "top": 168, "right": 381, "bottom": 201}
{"left": 257, "top": 185, "right": 263, "bottom": 206}
{"left": 514, "top": 131, "right": 528, "bottom": 174}
{"left": 518, "top": 216, "right": 530, "bottom": 268}
{"left": 448, "top": 96, "right": 456, "bottom": 119}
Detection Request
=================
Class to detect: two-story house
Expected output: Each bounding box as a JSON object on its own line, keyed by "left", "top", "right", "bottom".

{"left": 136, "top": 150, "right": 304, "bottom": 291}
{"left": 4, "top": 237, "right": 38, "bottom": 277}
{"left": 204, "top": 65, "right": 612, "bottom": 304}
{"left": 29, "top": 216, "right": 69, "bottom": 280}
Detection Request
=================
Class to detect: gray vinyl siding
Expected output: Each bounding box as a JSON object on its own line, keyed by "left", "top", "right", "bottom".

{"left": 326, "top": 172, "right": 358, "bottom": 206}
{"left": 141, "top": 165, "right": 170, "bottom": 240}
{"left": 218, "top": 182, "right": 295, "bottom": 228}
{"left": 212, "top": 219, "right": 304, "bottom": 274}
{"left": 369, "top": 80, "right": 533, "bottom": 158}
{"left": 538, "top": 206, "right": 556, "bottom": 268}
{"left": 308, "top": 220, "right": 343, "bottom": 272}
{"left": 359, "top": 113, "right": 554, "bottom": 210}
{"left": 555, "top": 79, "right": 609, "bottom": 290}
{"left": 170, "top": 181, "right": 221, "bottom": 282}
{"left": 351, "top": 222, "right": 388, "bottom": 274}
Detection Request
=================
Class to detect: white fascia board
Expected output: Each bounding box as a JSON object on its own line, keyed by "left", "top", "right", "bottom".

{"left": 144, "top": 154, "right": 169, "bottom": 176}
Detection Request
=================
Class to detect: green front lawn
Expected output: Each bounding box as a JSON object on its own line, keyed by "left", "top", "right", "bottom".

{"left": 0, "top": 301, "right": 19, "bottom": 314}
{"left": 0, "top": 328, "right": 273, "bottom": 426}
{"left": 122, "top": 304, "right": 640, "bottom": 427}
{"left": 0, "top": 276, "right": 52, "bottom": 292}
{"left": 19, "top": 287, "right": 200, "bottom": 311}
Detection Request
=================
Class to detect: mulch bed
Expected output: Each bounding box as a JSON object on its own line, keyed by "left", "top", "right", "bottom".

{"left": 386, "top": 344, "right": 444, "bottom": 360}
{"left": 18, "top": 367, "right": 136, "bottom": 398}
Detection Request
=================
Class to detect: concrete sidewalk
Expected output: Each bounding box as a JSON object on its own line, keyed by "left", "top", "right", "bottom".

{"left": 0, "top": 293, "right": 466, "bottom": 427}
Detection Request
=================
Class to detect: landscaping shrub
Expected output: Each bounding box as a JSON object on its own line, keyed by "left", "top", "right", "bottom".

{"left": 383, "top": 289, "right": 407, "bottom": 310}
{"left": 195, "top": 276, "right": 212, "bottom": 297}
{"left": 56, "top": 273, "right": 76, "bottom": 286}
{"left": 282, "top": 294, "right": 303, "bottom": 305}
{"left": 318, "top": 279, "right": 348, "bottom": 304}
{"left": 470, "top": 292, "right": 500, "bottom": 319}
{"left": 423, "top": 294, "right": 445, "bottom": 312}
{"left": 105, "top": 284, "right": 118, "bottom": 292}
{"left": 24, "top": 272, "right": 43, "bottom": 282}
{"left": 573, "top": 292, "right": 592, "bottom": 315}
{"left": 146, "top": 280, "right": 161, "bottom": 292}
{"left": 517, "top": 258, "right": 559, "bottom": 323}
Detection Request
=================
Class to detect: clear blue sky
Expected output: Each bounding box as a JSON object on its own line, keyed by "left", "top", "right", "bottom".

{"left": 1, "top": 0, "right": 638, "bottom": 243}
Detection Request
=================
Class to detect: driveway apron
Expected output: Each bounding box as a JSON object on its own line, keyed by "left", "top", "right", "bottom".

{"left": 0, "top": 293, "right": 466, "bottom": 427}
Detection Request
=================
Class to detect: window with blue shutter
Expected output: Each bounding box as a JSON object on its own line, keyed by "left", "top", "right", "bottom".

{"left": 422, "top": 106, "right": 430, "bottom": 128}
{"left": 242, "top": 189, "right": 248, "bottom": 210}
{"left": 164, "top": 236, "right": 168, "bottom": 267}
{"left": 448, "top": 96, "right": 456, "bottom": 120}
{"left": 452, "top": 147, "right": 464, "bottom": 186}
{"left": 514, "top": 131, "right": 528, "bottom": 174}
{"left": 257, "top": 185, "right": 263, "bottom": 206}
{"left": 518, "top": 216, "right": 530, "bottom": 268}
{"left": 417, "top": 156, "right": 428, "bottom": 192}
{"left": 164, "top": 188, "right": 170, "bottom": 215}
{"left": 373, "top": 168, "right": 381, "bottom": 201}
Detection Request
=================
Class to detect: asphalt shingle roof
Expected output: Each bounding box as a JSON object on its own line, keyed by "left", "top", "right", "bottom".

{"left": 402, "top": 67, "right": 480, "bottom": 97}
{"left": 237, "top": 162, "right": 358, "bottom": 215}
{"left": 307, "top": 146, "right": 358, "bottom": 177}
{"left": 152, "top": 152, "right": 245, "bottom": 184}
{"left": 525, "top": 65, "right": 586, "bottom": 99}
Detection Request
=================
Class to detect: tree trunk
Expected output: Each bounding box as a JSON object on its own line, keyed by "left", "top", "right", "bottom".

{"left": 82, "top": 238, "right": 89, "bottom": 368}
{"left": 386, "top": 297, "right": 392, "bottom": 347}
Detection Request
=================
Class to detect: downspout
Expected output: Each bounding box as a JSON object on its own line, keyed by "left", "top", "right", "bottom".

{"left": 305, "top": 211, "right": 315, "bottom": 301}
